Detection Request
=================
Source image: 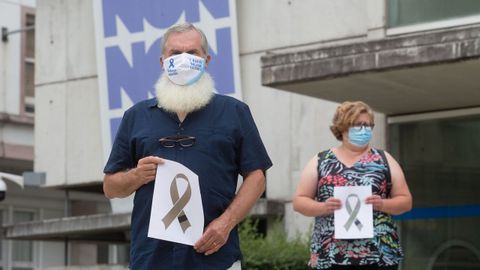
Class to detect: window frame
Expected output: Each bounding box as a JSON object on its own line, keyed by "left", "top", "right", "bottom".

{"left": 10, "top": 208, "right": 37, "bottom": 270}
{"left": 387, "top": 14, "right": 480, "bottom": 36}
{"left": 19, "top": 6, "right": 35, "bottom": 116}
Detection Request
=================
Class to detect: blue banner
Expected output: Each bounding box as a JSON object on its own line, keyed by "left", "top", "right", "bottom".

{"left": 94, "top": 0, "right": 241, "bottom": 161}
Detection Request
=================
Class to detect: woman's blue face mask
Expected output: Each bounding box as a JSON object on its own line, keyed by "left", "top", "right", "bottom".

{"left": 348, "top": 125, "right": 373, "bottom": 147}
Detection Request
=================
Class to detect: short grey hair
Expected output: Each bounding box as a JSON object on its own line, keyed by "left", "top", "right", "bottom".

{"left": 160, "top": 22, "right": 209, "bottom": 55}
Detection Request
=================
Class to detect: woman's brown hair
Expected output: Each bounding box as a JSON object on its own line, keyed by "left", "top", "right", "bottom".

{"left": 330, "top": 101, "right": 374, "bottom": 141}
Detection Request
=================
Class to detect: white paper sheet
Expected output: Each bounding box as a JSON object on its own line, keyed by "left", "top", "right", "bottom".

{"left": 334, "top": 186, "right": 373, "bottom": 239}
{"left": 148, "top": 160, "right": 204, "bottom": 246}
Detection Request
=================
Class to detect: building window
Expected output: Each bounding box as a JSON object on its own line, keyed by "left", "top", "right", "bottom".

{"left": 388, "top": 0, "right": 480, "bottom": 28}
{"left": 22, "top": 10, "right": 35, "bottom": 114}
{"left": 389, "top": 113, "right": 480, "bottom": 269}
{"left": 114, "top": 244, "right": 130, "bottom": 265}
{"left": 11, "top": 211, "right": 35, "bottom": 270}
{"left": 0, "top": 208, "right": 37, "bottom": 270}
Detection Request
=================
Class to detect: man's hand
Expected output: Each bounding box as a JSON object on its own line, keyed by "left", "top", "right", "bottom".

{"left": 192, "top": 169, "right": 265, "bottom": 256}
{"left": 193, "top": 216, "right": 233, "bottom": 255}
{"left": 132, "top": 156, "right": 164, "bottom": 185}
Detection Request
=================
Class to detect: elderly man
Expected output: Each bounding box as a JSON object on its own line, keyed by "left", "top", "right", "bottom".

{"left": 103, "top": 22, "right": 272, "bottom": 270}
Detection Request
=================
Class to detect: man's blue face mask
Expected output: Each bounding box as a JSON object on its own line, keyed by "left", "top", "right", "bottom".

{"left": 348, "top": 125, "right": 373, "bottom": 147}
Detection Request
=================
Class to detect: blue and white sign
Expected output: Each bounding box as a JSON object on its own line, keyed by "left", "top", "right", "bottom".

{"left": 93, "top": 0, "right": 242, "bottom": 161}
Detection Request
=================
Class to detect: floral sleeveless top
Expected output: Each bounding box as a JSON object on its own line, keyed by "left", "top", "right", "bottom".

{"left": 309, "top": 148, "right": 403, "bottom": 269}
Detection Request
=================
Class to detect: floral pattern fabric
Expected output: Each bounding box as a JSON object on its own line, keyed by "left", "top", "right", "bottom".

{"left": 309, "top": 148, "right": 403, "bottom": 269}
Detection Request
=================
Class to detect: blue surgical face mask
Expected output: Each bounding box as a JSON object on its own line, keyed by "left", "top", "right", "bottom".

{"left": 348, "top": 126, "right": 372, "bottom": 147}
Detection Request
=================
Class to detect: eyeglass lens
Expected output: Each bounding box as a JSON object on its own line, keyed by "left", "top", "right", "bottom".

{"left": 352, "top": 122, "right": 374, "bottom": 129}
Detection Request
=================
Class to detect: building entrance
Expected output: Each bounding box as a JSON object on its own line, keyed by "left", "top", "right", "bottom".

{"left": 389, "top": 111, "right": 480, "bottom": 270}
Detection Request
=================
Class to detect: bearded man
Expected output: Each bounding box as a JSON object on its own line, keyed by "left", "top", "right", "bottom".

{"left": 103, "top": 23, "right": 272, "bottom": 270}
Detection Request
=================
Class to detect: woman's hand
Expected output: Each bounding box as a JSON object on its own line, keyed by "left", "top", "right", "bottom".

{"left": 366, "top": 195, "right": 383, "bottom": 212}
{"left": 324, "top": 197, "right": 342, "bottom": 214}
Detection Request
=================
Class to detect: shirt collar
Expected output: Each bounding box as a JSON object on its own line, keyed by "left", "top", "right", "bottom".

{"left": 147, "top": 98, "right": 159, "bottom": 108}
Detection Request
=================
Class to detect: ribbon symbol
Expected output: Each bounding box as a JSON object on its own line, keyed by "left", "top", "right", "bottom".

{"left": 161, "top": 173, "right": 191, "bottom": 233}
{"left": 168, "top": 58, "right": 175, "bottom": 68}
{"left": 343, "top": 194, "right": 363, "bottom": 231}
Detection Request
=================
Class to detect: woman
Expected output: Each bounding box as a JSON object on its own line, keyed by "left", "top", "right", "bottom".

{"left": 293, "top": 101, "right": 412, "bottom": 270}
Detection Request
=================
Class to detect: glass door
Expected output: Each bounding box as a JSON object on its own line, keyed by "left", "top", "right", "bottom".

{"left": 389, "top": 114, "right": 480, "bottom": 270}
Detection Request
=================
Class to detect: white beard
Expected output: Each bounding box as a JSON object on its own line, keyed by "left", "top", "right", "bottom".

{"left": 155, "top": 72, "right": 215, "bottom": 113}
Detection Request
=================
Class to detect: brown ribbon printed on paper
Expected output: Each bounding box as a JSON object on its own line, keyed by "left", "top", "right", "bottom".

{"left": 161, "top": 173, "right": 192, "bottom": 233}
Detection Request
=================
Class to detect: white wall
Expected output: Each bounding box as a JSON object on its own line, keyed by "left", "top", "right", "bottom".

{"left": 2, "top": 0, "right": 35, "bottom": 6}
{"left": 0, "top": 0, "right": 36, "bottom": 164}
{"left": 32, "top": 0, "right": 389, "bottom": 238}
{"left": 33, "top": 0, "right": 387, "bottom": 189}
{"left": 1, "top": 0, "right": 109, "bottom": 268}
{"left": 236, "top": 0, "right": 387, "bottom": 237}
{"left": 0, "top": 1, "right": 22, "bottom": 115}
{"left": 0, "top": 0, "right": 36, "bottom": 114}
{"left": 35, "top": 0, "right": 103, "bottom": 186}
{"left": 237, "top": 0, "right": 370, "bottom": 54}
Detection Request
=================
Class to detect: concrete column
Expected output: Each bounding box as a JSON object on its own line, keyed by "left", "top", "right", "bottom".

{"left": 367, "top": 0, "right": 386, "bottom": 40}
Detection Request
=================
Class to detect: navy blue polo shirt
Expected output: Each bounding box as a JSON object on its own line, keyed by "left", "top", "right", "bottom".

{"left": 104, "top": 94, "right": 272, "bottom": 270}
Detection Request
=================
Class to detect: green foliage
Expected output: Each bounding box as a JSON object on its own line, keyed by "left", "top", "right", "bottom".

{"left": 239, "top": 218, "right": 311, "bottom": 270}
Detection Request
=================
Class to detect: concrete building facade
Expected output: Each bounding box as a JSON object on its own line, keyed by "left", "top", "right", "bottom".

{"left": 1, "top": 0, "right": 122, "bottom": 268}
{"left": 2, "top": 0, "right": 480, "bottom": 269}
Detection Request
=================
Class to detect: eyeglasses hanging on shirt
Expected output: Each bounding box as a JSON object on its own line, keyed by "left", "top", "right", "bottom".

{"left": 159, "top": 135, "right": 196, "bottom": 148}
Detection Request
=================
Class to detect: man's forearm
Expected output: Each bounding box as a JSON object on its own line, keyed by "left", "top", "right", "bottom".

{"left": 103, "top": 169, "right": 141, "bottom": 199}
{"left": 220, "top": 169, "right": 266, "bottom": 230}
{"left": 104, "top": 156, "right": 163, "bottom": 199}
{"left": 193, "top": 169, "right": 266, "bottom": 254}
